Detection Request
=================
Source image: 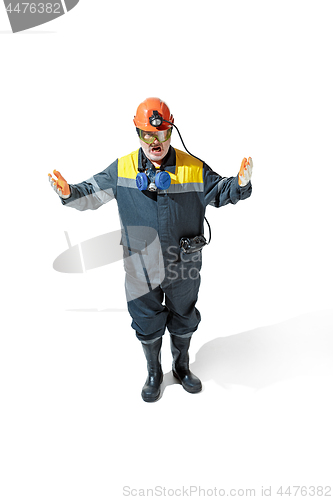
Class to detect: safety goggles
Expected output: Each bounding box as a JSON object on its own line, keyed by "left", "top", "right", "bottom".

{"left": 137, "top": 128, "right": 172, "bottom": 144}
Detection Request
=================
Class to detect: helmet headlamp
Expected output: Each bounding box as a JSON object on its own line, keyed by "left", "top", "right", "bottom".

{"left": 149, "top": 110, "right": 164, "bottom": 128}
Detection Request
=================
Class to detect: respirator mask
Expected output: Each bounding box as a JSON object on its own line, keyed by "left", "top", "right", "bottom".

{"left": 136, "top": 166, "right": 171, "bottom": 192}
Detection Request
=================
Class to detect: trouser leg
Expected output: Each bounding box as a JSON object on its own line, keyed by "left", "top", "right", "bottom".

{"left": 125, "top": 277, "right": 166, "bottom": 401}
{"left": 164, "top": 268, "right": 201, "bottom": 337}
{"left": 126, "top": 282, "right": 169, "bottom": 342}
{"left": 162, "top": 262, "right": 202, "bottom": 393}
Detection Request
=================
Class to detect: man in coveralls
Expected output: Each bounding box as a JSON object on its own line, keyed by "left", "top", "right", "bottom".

{"left": 49, "top": 98, "right": 253, "bottom": 402}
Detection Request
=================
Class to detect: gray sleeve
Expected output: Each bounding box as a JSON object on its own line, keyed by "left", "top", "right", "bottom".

{"left": 203, "top": 163, "right": 252, "bottom": 208}
{"left": 61, "top": 159, "right": 118, "bottom": 211}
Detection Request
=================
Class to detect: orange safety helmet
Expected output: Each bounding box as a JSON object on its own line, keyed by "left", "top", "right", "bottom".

{"left": 133, "top": 97, "right": 174, "bottom": 131}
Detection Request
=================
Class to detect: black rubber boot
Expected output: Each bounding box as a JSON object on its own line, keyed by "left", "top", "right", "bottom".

{"left": 170, "top": 334, "right": 202, "bottom": 394}
{"left": 141, "top": 337, "right": 163, "bottom": 402}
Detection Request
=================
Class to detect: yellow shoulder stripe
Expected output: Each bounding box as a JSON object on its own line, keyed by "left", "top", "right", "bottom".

{"left": 171, "top": 148, "right": 203, "bottom": 185}
{"left": 118, "top": 148, "right": 203, "bottom": 185}
{"left": 118, "top": 150, "right": 139, "bottom": 180}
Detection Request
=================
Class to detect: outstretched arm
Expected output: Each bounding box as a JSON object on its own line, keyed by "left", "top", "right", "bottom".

{"left": 203, "top": 157, "right": 253, "bottom": 208}
{"left": 48, "top": 159, "right": 118, "bottom": 211}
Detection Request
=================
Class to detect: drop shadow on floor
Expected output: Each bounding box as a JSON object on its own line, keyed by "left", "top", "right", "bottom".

{"left": 159, "top": 310, "right": 333, "bottom": 396}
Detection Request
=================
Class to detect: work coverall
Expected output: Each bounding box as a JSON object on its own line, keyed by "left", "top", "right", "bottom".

{"left": 61, "top": 146, "right": 252, "bottom": 341}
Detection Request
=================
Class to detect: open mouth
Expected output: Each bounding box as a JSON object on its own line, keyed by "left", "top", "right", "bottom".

{"left": 151, "top": 146, "right": 162, "bottom": 153}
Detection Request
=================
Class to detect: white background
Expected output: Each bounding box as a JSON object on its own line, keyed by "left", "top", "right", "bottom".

{"left": 1, "top": 1, "right": 333, "bottom": 499}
